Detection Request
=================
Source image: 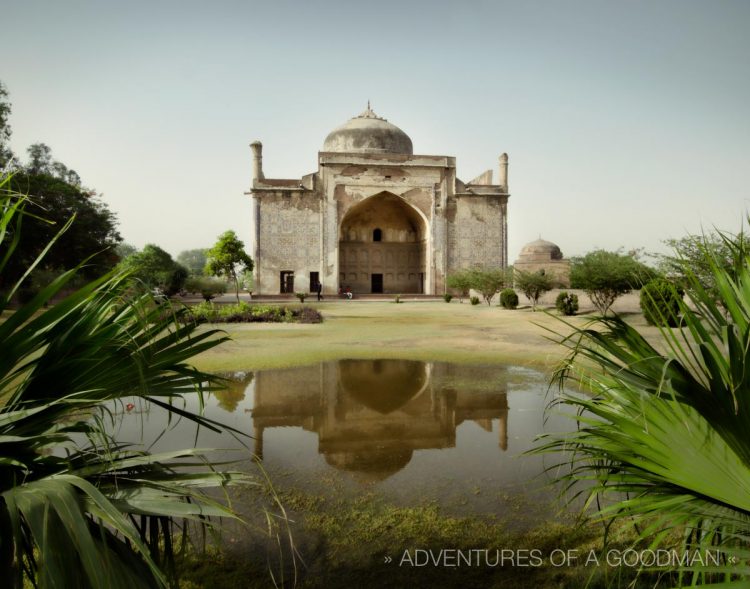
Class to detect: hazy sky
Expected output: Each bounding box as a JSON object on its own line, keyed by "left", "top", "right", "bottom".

{"left": 4, "top": 0, "right": 749, "bottom": 260}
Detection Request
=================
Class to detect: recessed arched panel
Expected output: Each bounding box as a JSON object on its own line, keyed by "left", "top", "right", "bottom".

{"left": 339, "top": 192, "right": 427, "bottom": 294}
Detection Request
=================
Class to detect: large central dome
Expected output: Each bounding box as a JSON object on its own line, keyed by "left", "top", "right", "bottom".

{"left": 322, "top": 105, "right": 413, "bottom": 155}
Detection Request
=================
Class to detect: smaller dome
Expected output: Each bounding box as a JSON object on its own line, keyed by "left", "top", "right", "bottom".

{"left": 518, "top": 238, "right": 563, "bottom": 262}
{"left": 323, "top": 105, "right": 413, "bottom": 155}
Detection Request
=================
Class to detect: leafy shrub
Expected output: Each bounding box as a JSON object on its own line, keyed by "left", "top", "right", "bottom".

{"left": 394, "top": 294, "right": 402, "bottom": 303}
{"left": 640, "top": 278, "right": 683, "bottom": 327}
{"left": 443, "top": 293, "right": 453, "bottom": 303}
{"left": 555, "top": 291, "right": 579, "bottom": 316}
{"left": 499, "top": 288, "right": 518, "bottom": 309}
{"left": 185, "top": 276, "right": 227, "bottom": 302}
{"left": 188, "top": 302, "right": 322, "bottom": 324}
{"left": 295, "top": 292, "right": 307, "bottom": 303}
{"left": 470, "top": 296, "right": 480, "bottom": 306}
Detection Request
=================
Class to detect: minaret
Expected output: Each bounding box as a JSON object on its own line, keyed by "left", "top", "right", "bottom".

{"left": 498, "top": 152, "right": 508, "bottom": 192}
{"left": 250, "top": 141, "right": 264, "bottom": 183}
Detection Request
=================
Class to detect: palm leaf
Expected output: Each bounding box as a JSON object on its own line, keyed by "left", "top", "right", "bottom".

{"left": 0, "top": 174, "right": 275, "bottom": 588}
{"left": 535, "top": 225, "right": 750, "bottom": 586}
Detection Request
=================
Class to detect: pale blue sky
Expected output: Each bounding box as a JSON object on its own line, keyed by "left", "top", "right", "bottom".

{"left": 4, "top": 0, "right": 749, "bottom": 260}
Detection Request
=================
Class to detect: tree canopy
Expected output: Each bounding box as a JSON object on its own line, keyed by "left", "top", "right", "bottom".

{"left": 658, "top": 232, "right": 744, "bottom": 302}
{"left": 205, "top": 230, "right": 253, "bottom": 303}
{"left": 514, "top": 270, "right": 554, "bottom": 310}
{"left": 177, "top": 248, "right": 209, "bottom": 276}
{"left": 446, "top": 269, "right": 474, "bottom": 303}
{"left": 468, "top": 268, "right": 510, "bottom": 306}
{"left": 119, "top": 244, "right": 188, "bottom": 296}
{"left": 0, "top": 81, "right": 13, "bottom": 169}
{"left": 570, "top": 249, "right": 657, "bottom": 315}
{"left": 0, "top": 84, "right": 120, "bottom": 293}
{"left": 3, "top": 172, "right": 121, "bottom": 292}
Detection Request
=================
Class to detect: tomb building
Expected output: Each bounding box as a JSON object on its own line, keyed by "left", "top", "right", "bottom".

{"left": 514, "top": 238, "right": 571, "bottom": 287}
{"left": 247, "top": 105, "right": 510, "bottom": 295}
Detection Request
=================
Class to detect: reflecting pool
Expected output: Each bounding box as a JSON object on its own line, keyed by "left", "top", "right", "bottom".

{"left": 112, "top": 360, "right": 572, "bottom": 526}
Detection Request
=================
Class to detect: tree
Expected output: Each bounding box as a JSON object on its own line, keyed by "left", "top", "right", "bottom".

{"left": 241, "top": 268, "right": 254, "bottom": 293}
{"left": 570, "top": 249, "right": 656, "bottom": 315}
{"left": 0, "top": 81, "right": 14, "bottom": 169}
{"left": 119, "top": 244, "right": 188, "bottom": 296}
{"left": 468, "top": 268, "right": 509, "bottom": 306}
{"left": 24, "top": 142, "right": 81, "bottom": 184}
{"left": 26, "top": 143, "right": 53, "bottom": 175}
{"left": 514, "top": 270, "right": 554, "bottom": 310}
{"left": 536, "top": 224, "right": 750, "bottom": 583}
{"left": 205, "top": 230, "right": 253, "bottom": 303}
{"left": 0, "top": 174, "right": 259, "bottom": 588}
{"left": 2, "top": 172, "right": 122, "bottom": 292}
{"left": 658, "top": 233, "right": 741, "bottom": 305}
{"left": 446, "top": 269, "right": 474, "bottom": 303}
{"left": 177, "top": 248, "right": 209, "bottom": 276}
{"left": 115, "top": 242, "right": 138, "bottom": 260}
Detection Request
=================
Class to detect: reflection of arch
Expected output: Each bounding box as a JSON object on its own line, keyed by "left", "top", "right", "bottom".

{"left": 338, "top": 359, "right": 429, "bottom": 414}
{"left": 338, "top": 192, "right": 428, "bottom": 294}
{"left": 324, "top": 448, "right": 413, "bottom": 483}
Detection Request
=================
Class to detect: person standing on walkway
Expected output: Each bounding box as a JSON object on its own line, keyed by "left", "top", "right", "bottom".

{"left": 317, "top": 281, "right": 323, "bottom": 301}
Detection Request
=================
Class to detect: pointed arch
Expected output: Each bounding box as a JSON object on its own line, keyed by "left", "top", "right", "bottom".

{"left": 338, "top": 192, "right": 430, "bottom": 294}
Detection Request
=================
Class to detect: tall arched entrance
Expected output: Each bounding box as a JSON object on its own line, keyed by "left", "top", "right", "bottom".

{"left": 338, "top": 192, "right": 428, "bottom": 294}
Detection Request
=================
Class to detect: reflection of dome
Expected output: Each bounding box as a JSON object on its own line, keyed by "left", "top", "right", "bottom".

{"left": 322, "top": 105, "right": 413, "bottom": 155}
{"left": 517, "top": 238, "right": 563, "bottom": 262}
{"left": 324, "top": 447, "right": 413, "bottom": 482}
{"left": 339, "top": 359, "right": 427, "bottom": 414}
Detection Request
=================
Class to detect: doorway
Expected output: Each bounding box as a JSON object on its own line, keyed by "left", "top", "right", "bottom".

{"left": 280, "top": 271, "right": 294, "bottom": 294}
{"left": 371, "top": 273, "right": 383, "bottom": 293}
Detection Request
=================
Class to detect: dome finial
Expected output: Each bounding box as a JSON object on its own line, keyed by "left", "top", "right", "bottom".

{"left": 358, "top": 101, "right": 382, "bottom": 120}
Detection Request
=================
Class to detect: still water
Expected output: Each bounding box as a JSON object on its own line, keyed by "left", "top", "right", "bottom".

{"left": 113, "top": 360, "right": 572, "bottom": 525}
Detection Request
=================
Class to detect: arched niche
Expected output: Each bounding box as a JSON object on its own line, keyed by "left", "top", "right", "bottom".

{"left": 338, "top": 192, "right": 427, "bottom": 294}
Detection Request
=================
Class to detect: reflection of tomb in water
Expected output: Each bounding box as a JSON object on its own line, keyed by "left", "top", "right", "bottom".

{"left": 251, "top": 360, "right": 509, "bottom": 480}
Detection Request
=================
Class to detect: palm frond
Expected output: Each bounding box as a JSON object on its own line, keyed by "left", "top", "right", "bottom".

{"left": 0, "top": 175, "right": 272, "bottom": 588}
{"left": 535, "top": 224, "right": 750, "bottom": 586}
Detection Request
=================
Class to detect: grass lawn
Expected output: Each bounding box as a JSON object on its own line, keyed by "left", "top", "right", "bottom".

{"left": 190, "top": 292, "right": 656, "bottom": 373}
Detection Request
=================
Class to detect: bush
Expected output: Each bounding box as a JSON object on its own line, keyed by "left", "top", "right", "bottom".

{"left": 296, "top": 292, "right": 307, "bottom": 303}
{"left": 640, "top": 278, "right": 683, "bottom": 327}
{"left": 499, "top": 288, "right": 518, "bottom": 309}
{"left": 394, "top": 294, "right": 402, "bottom": 303}
{"left": 470, "top": 296, "right": 480, "bottom": 306}
{"left": 443, "top": 293, "right": 453, "bottom": 303}
{"left": 188, "top": 302, "right": 322, "bottom": 324}
{"left": 185, "top": 276, "right": 227, "bottom": 302}
{"left": 555, "top": 291, "right": 579, "bottom": 316}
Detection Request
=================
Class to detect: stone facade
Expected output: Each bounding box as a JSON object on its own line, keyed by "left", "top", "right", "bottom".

{"left": 247, "top": 106, "right": 510, "bottom": 295}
